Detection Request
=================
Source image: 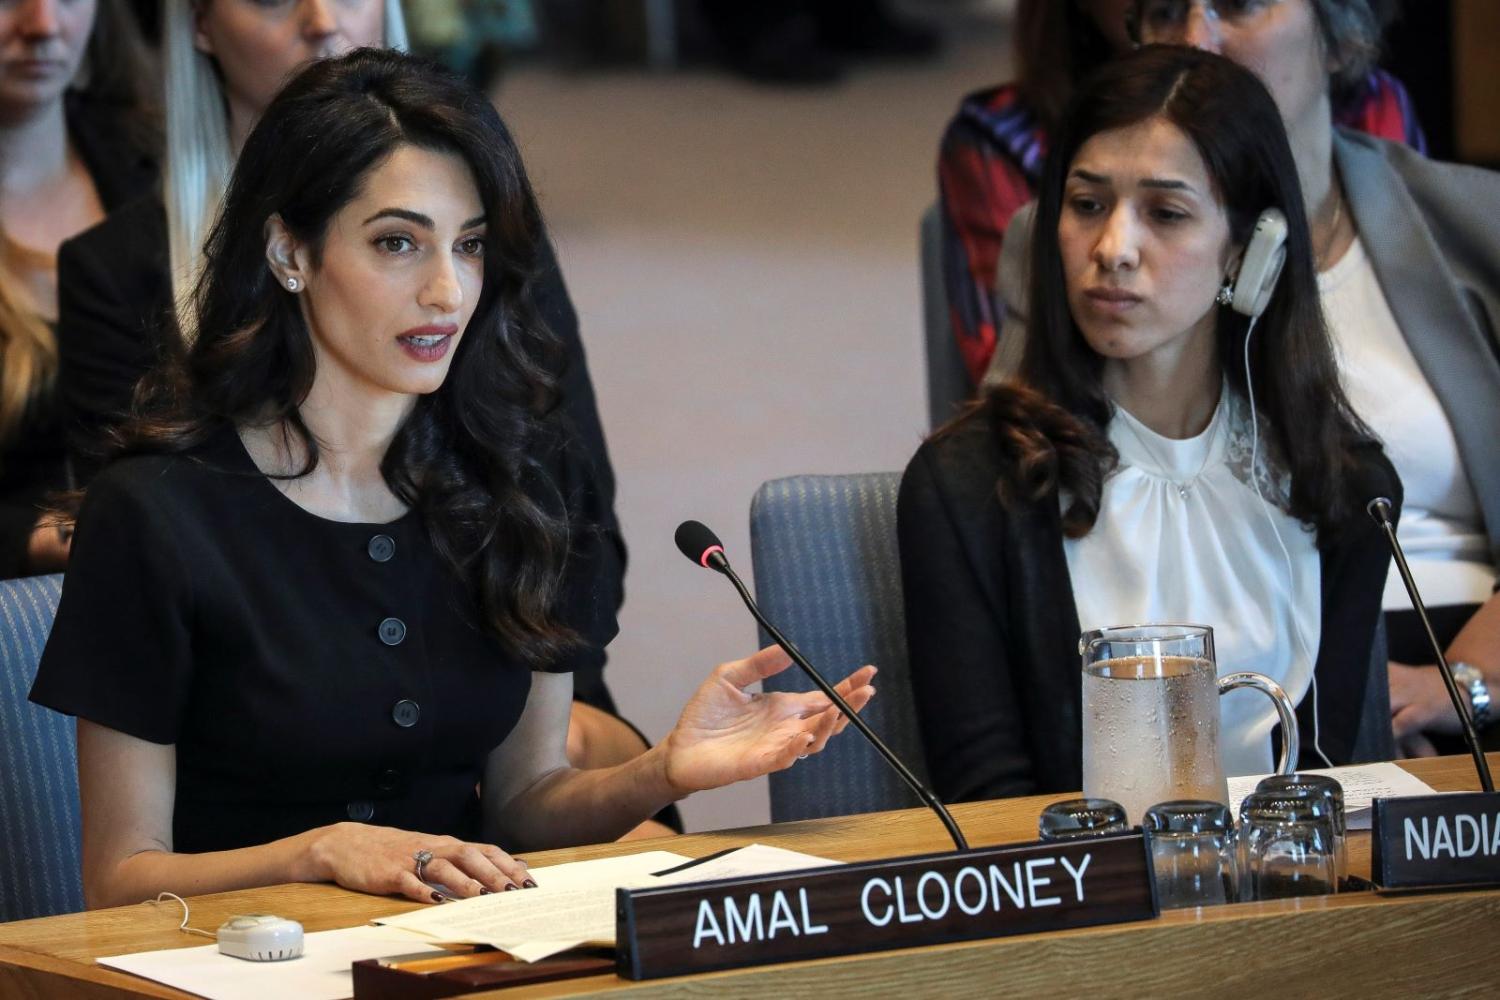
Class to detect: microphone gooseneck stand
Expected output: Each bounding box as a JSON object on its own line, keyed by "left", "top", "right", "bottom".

{"left": 1367, "top": 497, "right": 1494, "bottom": 793}
{"left": 676, "top": 521, "right": 970, "bottom": 851}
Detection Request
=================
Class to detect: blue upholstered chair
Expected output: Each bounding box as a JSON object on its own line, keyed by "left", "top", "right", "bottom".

{"left": 0, "top": 574, "right": 82, "bottom": 922}
{"left": 749, "top": 474, "right": 931, "bottom": 822}
{"left": 921, "top": 202, "right": 972, "bottom": 431}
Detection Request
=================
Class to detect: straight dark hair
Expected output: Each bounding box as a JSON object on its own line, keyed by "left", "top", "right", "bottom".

{"left": 975, "top": 45, "right": 1371, "bottom": 542}
{"left": 109, "top": 48, "right": 578, "bottom": 666}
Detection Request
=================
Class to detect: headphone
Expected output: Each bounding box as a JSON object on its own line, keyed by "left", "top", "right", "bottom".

{"left": 1226, "top": 208, "right": 1289, "bottom": 318}
{"left": 1228, "top": 204, "right": 1332, "bottom": 767}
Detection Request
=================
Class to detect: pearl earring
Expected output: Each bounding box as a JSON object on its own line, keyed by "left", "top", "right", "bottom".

{"left": 286, "top": 276, "right": 301, "bottom": 292}
{"left": 1215, "top": 280, "right": 1234, "bottom": 307}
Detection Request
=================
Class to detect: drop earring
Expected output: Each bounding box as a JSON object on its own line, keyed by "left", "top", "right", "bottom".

{"left": 1215, "top": 280, "right": 1233, "bottom": 307}
{"left": 285, "top": 276, "right": 301, "bottom": 292}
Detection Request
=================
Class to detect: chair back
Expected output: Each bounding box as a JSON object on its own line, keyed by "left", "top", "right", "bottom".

{"left": 750, "top": 474, "right": 930, "bottom": 821}
{"left": 0, "top": 574, "right": 81, "bottom": 922}
{"left": 921, "top": 202, "right": 971, "bottom": 430}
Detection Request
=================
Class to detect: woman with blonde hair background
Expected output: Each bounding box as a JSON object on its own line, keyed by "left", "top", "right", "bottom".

{"left": 0, "top": 0, "right": 154, "bottom": 577}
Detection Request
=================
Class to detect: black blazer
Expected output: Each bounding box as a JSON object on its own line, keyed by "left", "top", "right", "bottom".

{"left": 897, "top": 410, "right": 1399, "bottom": 804}
{"left": 0, "top": 93, "right": 156, "bottom": 577}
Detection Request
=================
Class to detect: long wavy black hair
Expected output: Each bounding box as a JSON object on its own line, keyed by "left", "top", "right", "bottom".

{"left": 111, "top": 48, "right": 578, "bottom": 666}
{"left": 971, "top": 45, "right": 1372, "bottom": 542}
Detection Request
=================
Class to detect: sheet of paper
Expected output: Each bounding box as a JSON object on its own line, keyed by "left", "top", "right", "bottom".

{"left": 374, "top": 850, "right": 691, "bottom": 962}
{"left": 1227, "top": 762, "right": 1439, "bottom": 829}
{"left": 373, "top": 844, "right": 841, "bottom": 962}
{"left": 97, "top": 924, "right": 442, "bottom": 1000}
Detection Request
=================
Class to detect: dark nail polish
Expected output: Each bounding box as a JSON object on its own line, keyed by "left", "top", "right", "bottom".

{"left": 480, "top": 887, "right": 494, "bottom": 895}
{"left": 431, "top": 891, "right": 444, "bottom": 902}
{"left": 503, "top": 883, "right": 518, "bottom": 891}
{"left": 522, "top": 879, "right": 538, "bottom": 889}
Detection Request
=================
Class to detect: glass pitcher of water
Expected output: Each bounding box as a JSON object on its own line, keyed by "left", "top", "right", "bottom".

{"left": 1080, "top": 624, "right": 1299, "bottom": 824}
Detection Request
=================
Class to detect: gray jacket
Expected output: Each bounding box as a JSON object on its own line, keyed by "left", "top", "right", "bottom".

{"left": 990, "top": 130, "right": 1500, "bottom": 568}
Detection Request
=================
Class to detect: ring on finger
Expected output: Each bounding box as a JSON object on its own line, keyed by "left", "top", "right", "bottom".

{"left": 414, "top": 848, "right": 434, "bottom": 883}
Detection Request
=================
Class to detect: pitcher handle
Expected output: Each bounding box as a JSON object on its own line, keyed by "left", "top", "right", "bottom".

{"left": 1218, "top": 671, "right": 1300, "bottom": 775}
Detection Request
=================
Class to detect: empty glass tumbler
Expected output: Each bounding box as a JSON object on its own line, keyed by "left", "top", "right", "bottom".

{"left": 1256, "top": 773, "right": 1346, "bottom": 886}
{"left": 1038, "top": 798, "right": 1129, "bottom": 842}
{"left": 1238, "top": 788, "right": 1338, "bottom": 900}
{"left": 1143, "top": 800, "right": 1237, "bottom": 908}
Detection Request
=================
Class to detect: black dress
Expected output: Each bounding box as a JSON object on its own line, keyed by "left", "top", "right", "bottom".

{"left": 30, "top": 424, "right": 618, "bottom": 854}
{"left": 0, "top": 93, "right": 156, "bottom": 576}
{"left": 897, "top": 412, "right": 1400, "bottom": 804}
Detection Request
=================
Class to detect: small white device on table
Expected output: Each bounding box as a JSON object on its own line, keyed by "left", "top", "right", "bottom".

{"left": 215, "top": 915, "right": 304, "bottom": 961}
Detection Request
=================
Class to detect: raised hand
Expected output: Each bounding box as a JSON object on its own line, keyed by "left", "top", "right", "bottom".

{"left": 662, "top": 645, "right": 877, "bottom": 794}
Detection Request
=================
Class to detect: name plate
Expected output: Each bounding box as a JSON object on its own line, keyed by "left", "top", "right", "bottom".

{"left": 615, "top": 833, "right": 1157, "bottom": 981}
{"left": 1371, "top": 792, "right": 1500, "bottom": 890}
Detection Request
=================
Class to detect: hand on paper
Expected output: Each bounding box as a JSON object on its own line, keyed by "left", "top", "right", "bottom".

{"left": 306, "top": 823, "right": 533, "bottom": 903}
{"left": 1389, "top": 660, "right": 1456, "bottom": 755}
{"left": 661, "top": 645, "right": 876, "bottom": 793}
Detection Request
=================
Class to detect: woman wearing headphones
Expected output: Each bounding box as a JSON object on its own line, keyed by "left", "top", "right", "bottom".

{"left": 899, "top": 46, "right": 1395, "bottom": 803}
{"left": 1128, "top": 0, "right": 1500, "bottom": 758}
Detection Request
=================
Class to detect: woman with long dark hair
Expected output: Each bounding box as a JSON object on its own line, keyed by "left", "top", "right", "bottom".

{"left": 901, "top": 45, "right": 1395, "bottom": 803}
{"left": 30, "top": 49, "right": 875, "bottom": 908}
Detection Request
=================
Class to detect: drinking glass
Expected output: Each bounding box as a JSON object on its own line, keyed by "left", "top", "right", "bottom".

{"left": 1038, "top": 798, "right": 1129, "bottom": 842}
{"left": 1143, "top": 800, "right": 1237, "bottom": 908}
{"left": 1238, "top": 789, "right": 1337, "bottom": 900}
{"left": 1256, "top": 773, "right": 1346, "bottom": 887}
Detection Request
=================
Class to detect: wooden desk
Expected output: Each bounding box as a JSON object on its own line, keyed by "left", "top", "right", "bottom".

{"left": 3, "top": 755, "right": 1499, "bottom": 998}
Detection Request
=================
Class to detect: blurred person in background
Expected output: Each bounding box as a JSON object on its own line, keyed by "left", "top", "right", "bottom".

{"left": 1129, "top": 0, "right": 1498, "bottom": 756}
{"left": 56, "top": 0, "right": 676, "bottom": 833}
{"left": 943, "top": 0, "right": 1425, "bottom": 390}
{"left": 699, "top": 0, "right": 940, "bottom": 85}
{"left": 0, "top": 0, "right": 155, "bottom": 578}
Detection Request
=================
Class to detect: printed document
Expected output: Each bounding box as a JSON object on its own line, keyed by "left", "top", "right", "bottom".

{"left": 1227, "top": 762, "right": 1438, "bottom": 829}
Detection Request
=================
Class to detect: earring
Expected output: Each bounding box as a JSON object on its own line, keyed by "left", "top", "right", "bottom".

{"left": 1215, "top": 280, "right": 1234, "bottom": 307}
{"left": 285, "top": 276, "right": 301, "bottom": 292}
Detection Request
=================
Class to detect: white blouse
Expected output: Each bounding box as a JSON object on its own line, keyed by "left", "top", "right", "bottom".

{"left": 1064, "top": 391, "right": 1321, "bottom": 777}
{"left": 1320, "top": 236, "right": 1496, "bottom": 609}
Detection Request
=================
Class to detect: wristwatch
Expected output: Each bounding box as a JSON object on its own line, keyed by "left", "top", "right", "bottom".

{"left": 1451, "top": 662, "right": 1492, "bottom": 730}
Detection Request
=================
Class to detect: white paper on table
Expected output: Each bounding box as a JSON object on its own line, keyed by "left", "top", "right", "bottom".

{"left": 1227, "top": 762, "right": 1439, "bottom": 829}
{"left": 372, "top": 844, "right": 840, "bottom": 962}
{"left": 97, "top": 924, "right": 446, "bottom": 1000}
{"left": 373, "top": 850, "right": 691, "bottom": 962}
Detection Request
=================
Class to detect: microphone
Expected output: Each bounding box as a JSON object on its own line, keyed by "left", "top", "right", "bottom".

{"left": 1360, "top": 466, "right": 1494, "bottom": 792}
{"left": 674, "top": 520, "right": 970, "bottom": 851}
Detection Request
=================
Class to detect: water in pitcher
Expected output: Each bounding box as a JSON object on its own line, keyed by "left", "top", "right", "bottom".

{"left": 1081, "top": 655, "right": 1230, "bottom": 824}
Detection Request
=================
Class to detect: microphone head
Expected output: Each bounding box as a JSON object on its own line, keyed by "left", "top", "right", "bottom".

{"left": 674, "top": 520, "right": 727, "bottom": 570}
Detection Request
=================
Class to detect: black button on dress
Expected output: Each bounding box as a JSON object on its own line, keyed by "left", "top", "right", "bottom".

{"left": 30, "top": 424, "right": 619, "bottom": 853}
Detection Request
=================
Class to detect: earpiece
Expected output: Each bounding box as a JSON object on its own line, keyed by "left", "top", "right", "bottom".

{"left": 1226, "top": 208, "right": 1288, "bottom": 319}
